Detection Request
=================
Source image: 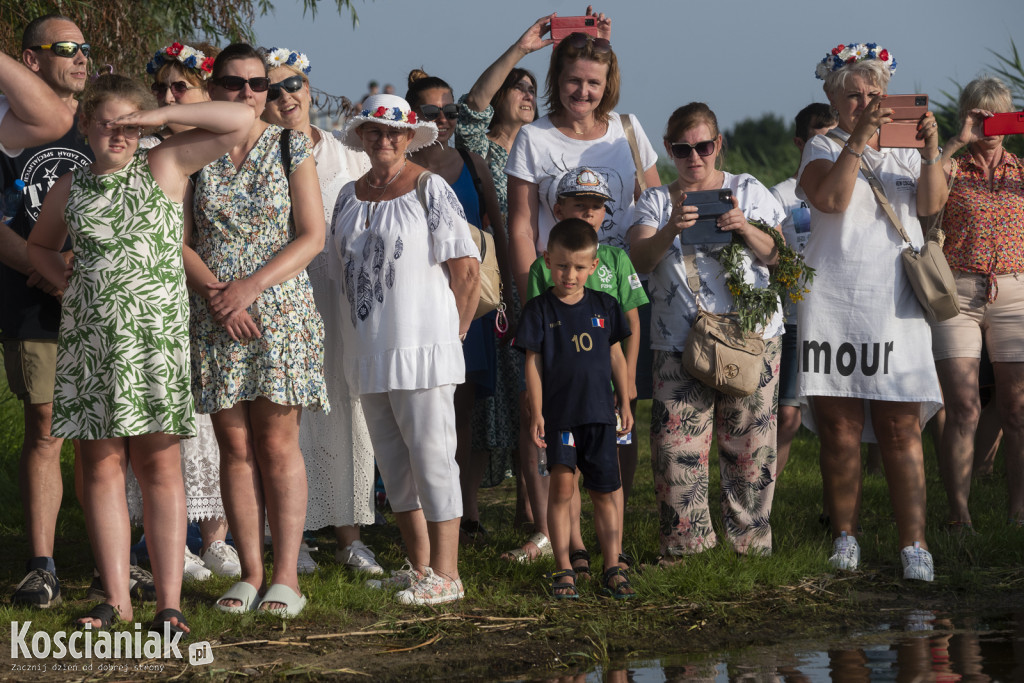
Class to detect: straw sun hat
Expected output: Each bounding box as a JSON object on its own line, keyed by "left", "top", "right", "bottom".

{"left": 342, "top": 94, "right": 437, "bottom": 153}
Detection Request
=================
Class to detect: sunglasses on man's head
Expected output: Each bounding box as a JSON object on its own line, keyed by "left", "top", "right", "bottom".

{"left": 29, "top": 41, "right": 90, "bottom": 58}
{"left": 213, "top": 76, "right": 270, "bottom": 93}
{"left": 151, "top": 81, "right": 197, "bottom": 98}
{"left": 564, "top": 32, "right": 611, "bottom": 53}
{"left": 670, "top": 139, "right": 716, "bottom": 158}
{"left": 418, "top": 104, "right": 459, "bottom": 122}
{"left": 267, "top": 76, "right": 304, "bottom": 102}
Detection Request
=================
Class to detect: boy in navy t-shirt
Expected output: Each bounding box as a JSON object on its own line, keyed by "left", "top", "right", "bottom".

{"left": 516, "top": 219, "right": 634, "bottom": 599}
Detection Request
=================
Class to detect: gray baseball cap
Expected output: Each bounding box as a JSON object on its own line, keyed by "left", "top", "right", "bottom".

{"left": 556, "top": 167, "right": 612, "bottom": 201}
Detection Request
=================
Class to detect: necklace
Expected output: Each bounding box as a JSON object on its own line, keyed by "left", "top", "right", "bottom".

{"left": 365, "top": 160, "right": 407, "bottom": 200}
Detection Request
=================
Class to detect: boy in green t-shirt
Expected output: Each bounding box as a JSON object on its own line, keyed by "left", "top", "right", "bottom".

{"left": 526, "top": 167, "right": 648, "bottom": 582}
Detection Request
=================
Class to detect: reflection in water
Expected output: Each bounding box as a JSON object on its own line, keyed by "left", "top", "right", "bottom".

{"left": 533, "top": 611, "right": 1024, "bottom": 682}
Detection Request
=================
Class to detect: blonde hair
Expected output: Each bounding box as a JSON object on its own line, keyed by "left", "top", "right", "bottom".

{"left": 80, "top": 74, "right": 154, "bottom": 122}
{"left": 823, "top": 58, "right": 891, "bottom": 97}
{"left": 154, "top": 42, "right": 220, "bottom": 91}
{"left": 959, "top": 76, "right": 1013, "bottom": 121}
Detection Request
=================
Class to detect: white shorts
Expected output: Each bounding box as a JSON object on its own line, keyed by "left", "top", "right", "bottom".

{"left": 361, "top": 385, "right": 462, "bottom": 522}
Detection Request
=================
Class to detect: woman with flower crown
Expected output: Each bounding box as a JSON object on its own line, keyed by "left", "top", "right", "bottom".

{"left": 330, "top": 94, "right": 480, "bottom": 605}
{"left": 185, "top": 43, "right": 327, "bottom": 617}
{"left": 260, "top": 46, "right": 382, "bottom": 577}
{"left": 797, "top": 43, "right": 946, "bottom": 581}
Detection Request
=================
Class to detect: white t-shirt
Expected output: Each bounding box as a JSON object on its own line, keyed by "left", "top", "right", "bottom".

{"left": 632, "top": 172, "right": 786, "bottom": 349}
{"left": 505, "top": 112, "right": 657, "bottom": 252}
{"left": 0, "top": 96, "right": 25, "bottom": 158}
{"left": 329, "top": 173, "right": 479, "bottom": 394}
{"left": 769, "top": 176, "right": 811, "bottom": 319}
{"left": 794, "top": 130, "right": 942, "bottom": 439}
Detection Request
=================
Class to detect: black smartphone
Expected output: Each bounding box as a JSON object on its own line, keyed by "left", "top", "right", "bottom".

{"left": 679, "top": 189, "right": 734, "bottom": 244}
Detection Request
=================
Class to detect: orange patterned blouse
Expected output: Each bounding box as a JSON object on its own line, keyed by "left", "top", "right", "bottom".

{"left": 943, "top": 150, "right": 1024, "bottom": 301}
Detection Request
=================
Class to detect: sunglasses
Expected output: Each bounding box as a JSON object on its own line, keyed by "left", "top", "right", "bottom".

{"left": 267, "top": 76, "right": 304, "bottom": 102}
{"left": 151, "top": 80, "right": 197, "bottom": 98}
{"left": 564, "top": 32, "right": 612, "bottom": 53}
{"left": 29, "top": 41, "right": 90, "bottom": 58}
{"left": 97, "top": 120, "right": 142, "bottom": 140}
{"left": 213, "top": 76, "right": 270, "bottom": 93}
{"left": 670, "top": 139, "right": 717, "bottom": 158}
{"left": 418, "top": 104, "right": 459, "bottom": 122}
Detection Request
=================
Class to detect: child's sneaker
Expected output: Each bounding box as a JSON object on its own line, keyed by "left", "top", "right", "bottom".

{"left": 184, "top": 546, "right": 212, "bottom": 580}
{"left": 901, "top": 542, "right": 934, "bottom": 582}
{"left": 395, "top": 567, "right": 464, "bottom": 605}
{"left": 366, "top": 561, "right": 421, "bottom": 590}
{"left": 828, "top": 531, "right": 860, "bottom": 571}
{"left": 202, "top": 540, "right": 241, "bottom": 577}
{"left": 335, "top": 540, "right": 383, "bottom": 575}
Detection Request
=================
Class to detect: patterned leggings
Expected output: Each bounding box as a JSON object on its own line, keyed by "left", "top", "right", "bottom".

{"left": 650, "top": 341, "right": 780, "bottom": 556}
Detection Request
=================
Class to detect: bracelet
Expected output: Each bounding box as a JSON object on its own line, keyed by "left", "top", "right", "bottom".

{"left": 920, "top": 151, "right": 942, "bottom": 166}
{"left": 843, "top": 142, "right": 864, "bottom": 158}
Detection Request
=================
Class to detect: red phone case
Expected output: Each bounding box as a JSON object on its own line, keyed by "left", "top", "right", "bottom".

{"left": 549, "top": 16, "right": 599, "bottom": 45}
{"left": 879, "top": 94, "right": 929, "bottom": 148}
{"left": 983, "top": 112, "right": 1024, "bottom": 136}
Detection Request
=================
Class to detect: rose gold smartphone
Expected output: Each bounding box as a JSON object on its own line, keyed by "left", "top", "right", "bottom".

{"left": 879, "top": 94, "right": 929, "bottom": 148}
{"left": 549, "top": 16, "right": 600, "bottom": 45}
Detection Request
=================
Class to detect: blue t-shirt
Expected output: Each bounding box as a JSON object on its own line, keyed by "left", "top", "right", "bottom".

{"left": 515, "top": 288, "right": 630, "bottom": 431}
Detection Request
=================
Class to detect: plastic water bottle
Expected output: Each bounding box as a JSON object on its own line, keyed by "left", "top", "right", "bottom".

{"left": 2, "top": 179, "right": 26, "bottom": 225}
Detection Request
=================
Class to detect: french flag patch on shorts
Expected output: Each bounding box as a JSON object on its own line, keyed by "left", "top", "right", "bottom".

{"left": 559, "top": 431, "right": 576, "bottom": 447}
{"left": 591, "top": 316, "right": 605, "bottom": 328}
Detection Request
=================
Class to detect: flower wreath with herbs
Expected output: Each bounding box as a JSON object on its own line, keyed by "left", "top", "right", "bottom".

{"left": 146, "top": 43, "right": 214, "bottom": 79}
{"left": 717, "top": 219, "right": 816, "bottom": 334}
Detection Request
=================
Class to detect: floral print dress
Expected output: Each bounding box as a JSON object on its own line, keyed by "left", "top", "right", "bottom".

{"left": 190, "top": 125, "right": 327, "bottom": 414}
{"left": 53, "top": 152, "right": 194, "bottom": 439}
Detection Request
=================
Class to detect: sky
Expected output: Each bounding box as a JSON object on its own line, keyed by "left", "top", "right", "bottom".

{"left": 252, "top": 0, "right": 1023, "bottom": 141}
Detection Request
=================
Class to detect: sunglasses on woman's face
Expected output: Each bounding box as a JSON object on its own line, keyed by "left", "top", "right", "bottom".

{"left": 670, "top": 139, "right": 716, "bottom": 158}
{"left": 29, "top": 41, "right": 90, "bottom": 58}
{"left": 151, "top": 81, "right": 197, "bottom": 98}
{"left": 564, "top": 32, "right": 611, "bottom": 53}
{"left": 267, "top": 76, "right": 304, "bottom": 102}
{"left": 418, "top": 103, "right": 459, "bottom": 122}
{"left": 213, "top": 76, "right": 270, "bottom": 93}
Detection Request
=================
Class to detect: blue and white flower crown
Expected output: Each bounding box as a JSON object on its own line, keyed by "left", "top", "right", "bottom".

{"left": 263, "top": 47, "right": 311, "bottom": 75}
{"left": 815, "top": 42, "right": 896, "bottom": 80}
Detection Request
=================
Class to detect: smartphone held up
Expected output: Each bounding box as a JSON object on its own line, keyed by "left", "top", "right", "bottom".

{"left": 878, "top": 94, "right": 929, "bottom": 148}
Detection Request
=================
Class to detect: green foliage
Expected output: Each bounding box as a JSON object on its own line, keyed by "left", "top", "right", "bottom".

{"left": 723, "top": 112, "right": 800, "bottom": 188}
{"left": 0, "top": 1, "right": 359, "bottom": 80}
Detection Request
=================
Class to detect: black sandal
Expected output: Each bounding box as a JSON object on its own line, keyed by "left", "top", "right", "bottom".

{"left": 551, "top": 569, "right": 579, "bottom": 599}
{"left": 149, "top": 608, "right": 190, "bottom": 639}
{"left": 602, "top": 566, "right": 635, "bottom": 600}
{"left": 75, "top": 602, "right": 118, "bottom": 630}
{"left": 569, "top": 548, "right": 591, "bottom": 582}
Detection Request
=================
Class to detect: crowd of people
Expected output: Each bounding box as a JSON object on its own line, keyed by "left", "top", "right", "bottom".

{"left": 1, "top": 8, "right": 1021, "bottom": 634}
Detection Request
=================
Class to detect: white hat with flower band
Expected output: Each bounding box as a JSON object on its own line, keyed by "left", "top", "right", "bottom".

{"left": 815, "top": 42, "right": 896, "bottom": 80}
{"left": 342, "top": 94, "right": 438, "bottom": 153}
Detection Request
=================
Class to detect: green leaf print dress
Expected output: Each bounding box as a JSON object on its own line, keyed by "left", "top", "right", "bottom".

{"left": 52, "top": 152, "right": 195, "bottom": 440}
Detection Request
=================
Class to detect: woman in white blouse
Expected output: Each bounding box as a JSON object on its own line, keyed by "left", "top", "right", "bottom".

{"left": 331, "top": 94, "right": 480, "bottom": 605}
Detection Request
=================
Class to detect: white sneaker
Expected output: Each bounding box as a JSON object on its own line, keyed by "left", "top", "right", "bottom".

{"left": 828, "top": 531, "right": 860, "bottom": 571}
{"left": 202, "top": 540, "right": 241, "bottom": 577}
{"left": 297, "top": 541, "right": 318, "bottom": 574}
{"left": 184, "top": 546, "right": 212, "bottom": 581}
{"left": 366, "top": 561, "right": 420, "bottom": 590}
{"left": 901, "top": 542, "right": 934, "bottom": 582}
{"left": 395, "top": 567, "right": 465, "bottom": 606}
{"left": 335, "top": 540, "right": 384, "bottom": 575}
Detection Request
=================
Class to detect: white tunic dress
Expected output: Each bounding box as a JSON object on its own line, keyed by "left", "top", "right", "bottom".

{"left": 795, "top": 130, "right": 942, "bottom": 440}
{"left": 300, "top": 128, "right": 376, "bottom": 529}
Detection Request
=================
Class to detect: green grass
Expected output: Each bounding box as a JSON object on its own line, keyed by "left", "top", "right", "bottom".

{"left": 2, "top": 378, "right": 1023, "bottom": 677}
